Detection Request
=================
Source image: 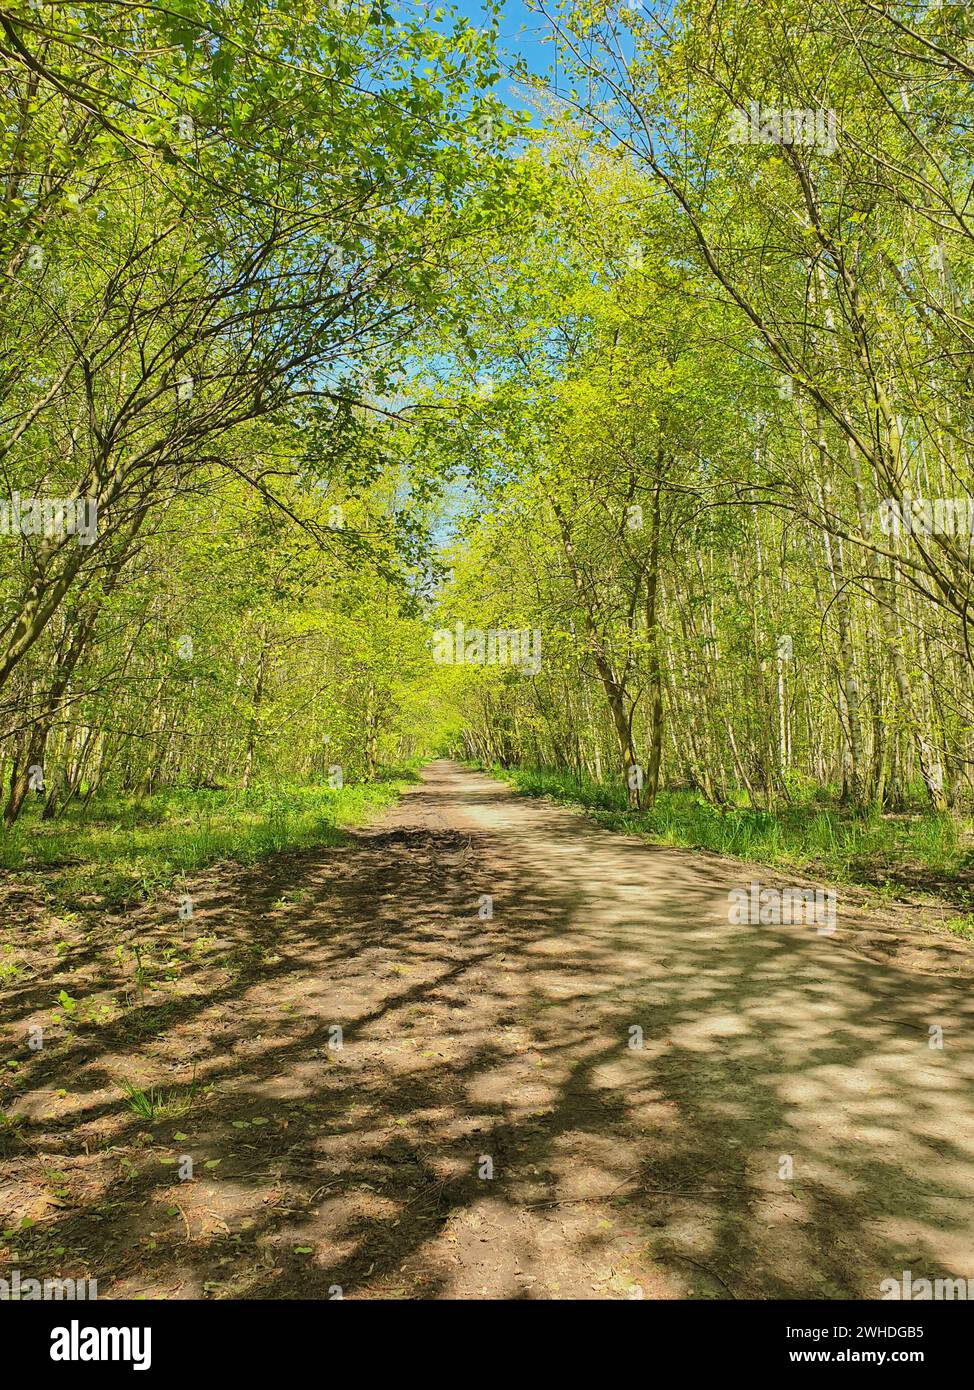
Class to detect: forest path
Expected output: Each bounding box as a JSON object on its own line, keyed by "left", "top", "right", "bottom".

{"left": 7, "top": 760, "right": 974, "bottom": 1299}
{"left": 338, "top": 759, "right": 974, "bottom": 1299}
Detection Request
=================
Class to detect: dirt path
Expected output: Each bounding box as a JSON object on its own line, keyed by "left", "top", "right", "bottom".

{"left": 4, "top": 760, "right": 974, "bottom": 1299}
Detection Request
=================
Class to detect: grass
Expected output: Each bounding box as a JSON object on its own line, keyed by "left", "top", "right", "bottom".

{"left": 0, "top": 769, "right": 420, "bottom": 910}
{"left": 122, "top": 1069, "right": 200, "bottom": 1121}
{"left": 489, "top": 764, "right": 974, "bottom": 903}
{"left": 943, "top": 914, "right": 974, "bottom": 941}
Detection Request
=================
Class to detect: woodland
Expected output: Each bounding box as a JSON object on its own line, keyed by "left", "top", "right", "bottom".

{"left": 3, "top": 0, "right": 974, "bottom": 1313}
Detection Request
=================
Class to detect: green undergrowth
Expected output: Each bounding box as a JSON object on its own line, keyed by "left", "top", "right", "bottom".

{"left": 0, "top": 768, "right": 420, "bottom": 910}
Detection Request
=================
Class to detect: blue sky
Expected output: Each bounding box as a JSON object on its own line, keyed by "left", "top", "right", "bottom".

{"left": 443, "top": 2, "right": 641, "bottom": 125}
{"left": 408, "top": 0, "right": 561, "bottom": 117}
{"left": 464, "top": 0, "right": 557, "bottom": 92}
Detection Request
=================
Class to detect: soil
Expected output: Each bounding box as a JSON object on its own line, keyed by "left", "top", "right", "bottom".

{"left": 3, "top": 759, "right": 974, "bottom": 1299}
